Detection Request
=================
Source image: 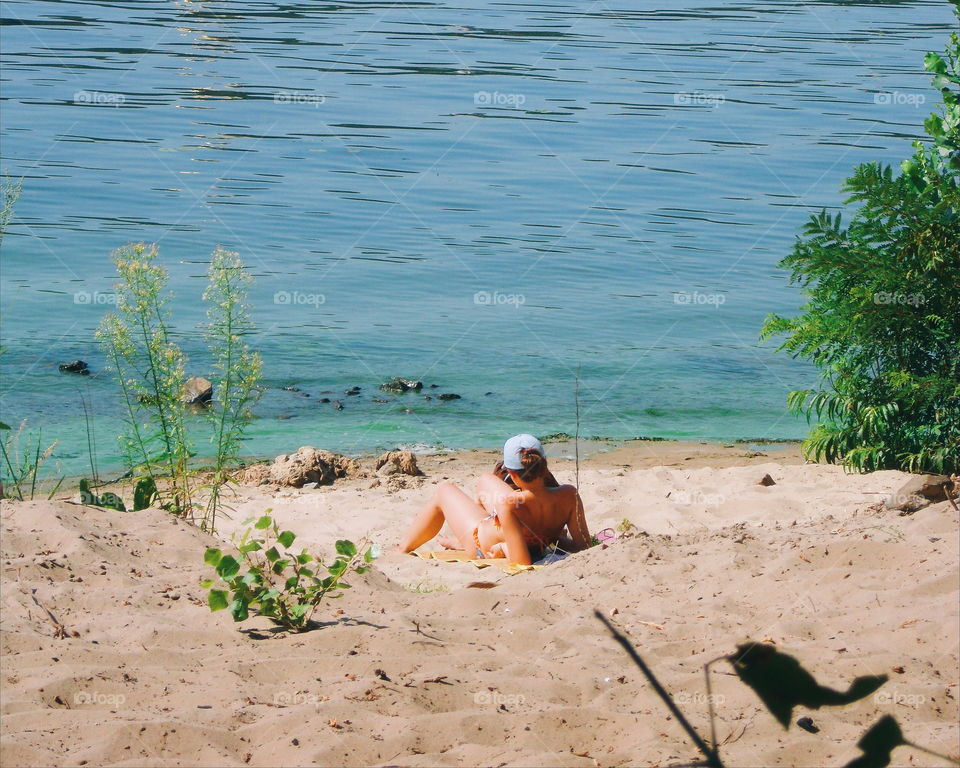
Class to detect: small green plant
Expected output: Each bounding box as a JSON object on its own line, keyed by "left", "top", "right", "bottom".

{"left": 616, "top": 518, "right": 638, "bottom": 535}
{"left": 200, "top": 246, "right": 263, "bottom": 532}
{"left": 78, "top": 478, "right": 126, "bottom": 511}
{"left": 0, "top": 420, "right": 63, "bottom": 501}
{"left": 202, "top": 513, "right": 377, "bottom": 630}
{"left": 78, "top": 476, "right": 158, "bottom": 512}
{"left": 97, "top": 243, "right": 194, "bottom": 516}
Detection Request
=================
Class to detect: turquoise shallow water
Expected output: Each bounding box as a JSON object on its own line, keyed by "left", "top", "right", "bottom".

{"left": 1, "top": 0, "right": 956, "bottom": 475}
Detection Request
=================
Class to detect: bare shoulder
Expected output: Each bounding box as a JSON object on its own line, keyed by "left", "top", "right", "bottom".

{"left": 551, "top": 484, "right": 579, "bottom": 507}
{"left": 501, "top": 489, "right": 530, "bottom": 511}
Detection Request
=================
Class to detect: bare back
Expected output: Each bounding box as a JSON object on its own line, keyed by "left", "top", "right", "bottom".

{"left": 508, "top": 484, "right": 579, "bottom": 544}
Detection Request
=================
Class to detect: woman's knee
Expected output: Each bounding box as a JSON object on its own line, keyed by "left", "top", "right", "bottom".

{"left": 475, "top": 473, "right": 501, "bottom": 495}
{"left": 435, "top": 481, "right": 461, "bottom": 502}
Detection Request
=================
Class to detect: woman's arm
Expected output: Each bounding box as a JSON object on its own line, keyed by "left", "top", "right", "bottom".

{"left": 496, "top": 503, "right": 534, "bottom": 565}
{"left": 565, "top": 488, "right": 592, "bottom": 552}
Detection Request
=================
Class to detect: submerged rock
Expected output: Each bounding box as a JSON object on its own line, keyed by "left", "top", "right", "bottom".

{"left": 181, "top": 377, "right": 213, "bottom": 405}
{"left": 437, "top": 393, "right": 461, "bottom": 401}
{"left": 380, "top": 378, "right": 423, "bottom": 394}
{"left": 58, "top": 360, "right": 89, "bottom": 375}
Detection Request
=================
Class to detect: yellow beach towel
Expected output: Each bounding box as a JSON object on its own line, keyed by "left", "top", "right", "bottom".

{"left": 412, "top": 549, "right": 543, "bottom": 575}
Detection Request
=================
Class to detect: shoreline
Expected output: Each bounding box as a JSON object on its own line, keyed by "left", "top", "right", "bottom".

{"left": 46, "top": 437, "right": 808, "bottom": 495}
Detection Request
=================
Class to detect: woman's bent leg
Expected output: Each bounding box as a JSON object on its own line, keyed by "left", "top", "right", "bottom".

{"left": 398, "top": 482, "right": 486, "bottom": 553}
{"left": 475, "top": 473, "right": 515, "bottom": 512}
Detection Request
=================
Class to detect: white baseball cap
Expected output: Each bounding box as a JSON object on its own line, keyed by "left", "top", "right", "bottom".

{"left": 502, "top": 433, "right": 544, "bottom": 470}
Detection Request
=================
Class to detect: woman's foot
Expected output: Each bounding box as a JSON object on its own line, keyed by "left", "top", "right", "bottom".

{"left": 435, "top": 534, "right": 463, "bottom": 551}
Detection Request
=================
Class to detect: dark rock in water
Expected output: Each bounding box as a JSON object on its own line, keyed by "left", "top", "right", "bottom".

{"left": 372, "top": 398, "right": 390, "bottom": 403}
{"left": 333, "top": 400, "right": 344, "bottom": 411}
{"left": 423, "top": 395, "right": 432, "bottom": 401}
{"left": 757, "top": 473, "right": 776, "bottom": 486}
{"left": 485, "top": 392, "right": 494, "bottom": 396}
{"left": 319, "top": 390, "right": 334, "bottom": 394}
{"left": 380, "top": 377, "right": 423, "bottom": 394}
{"left": 318, "top": 398, "right": 331, "bottom": 403}
{"left": 345, "top": 388, "right": 361, "bottom": 396}
{"left": 58, "top": 360, "right": 90, "bottom": 375}
{"left": 430, "top": 384, "right": 439, "bottom": 388}
{"left": 298, "top": 392, "right": 310, "bottom": 398}
{"left": 181, "top": 377, "right": 213, "bottom": 405}
{"left": 438, "top": 393, "right": 461, "bottom": 401}
{"left": 281, "top": 386, "right": 301, "bottom": 392}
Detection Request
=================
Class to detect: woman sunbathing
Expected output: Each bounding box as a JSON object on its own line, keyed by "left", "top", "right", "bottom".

{"left": 398, "top": 434, "right": 592, "bottom": 565}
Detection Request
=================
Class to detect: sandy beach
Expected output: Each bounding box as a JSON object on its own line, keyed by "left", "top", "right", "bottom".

{"left": 1, "top": 441, "right": 957, "bottom": 767}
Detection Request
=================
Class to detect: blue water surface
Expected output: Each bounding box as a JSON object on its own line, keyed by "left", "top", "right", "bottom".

{"left": 1, "top": 0, "right": 955, "bottom": 474}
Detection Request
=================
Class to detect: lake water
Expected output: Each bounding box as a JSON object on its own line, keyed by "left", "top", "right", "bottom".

{"left": 1, "top": 0, "right": 955, "bottom": 476}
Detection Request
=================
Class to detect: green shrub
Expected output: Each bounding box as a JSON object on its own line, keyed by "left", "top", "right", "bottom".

{"left": 762, "top": 28, "right": 960, "bottom": 474}
{"left": 202, "top": 513, "right": 377, "bottom": 631}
